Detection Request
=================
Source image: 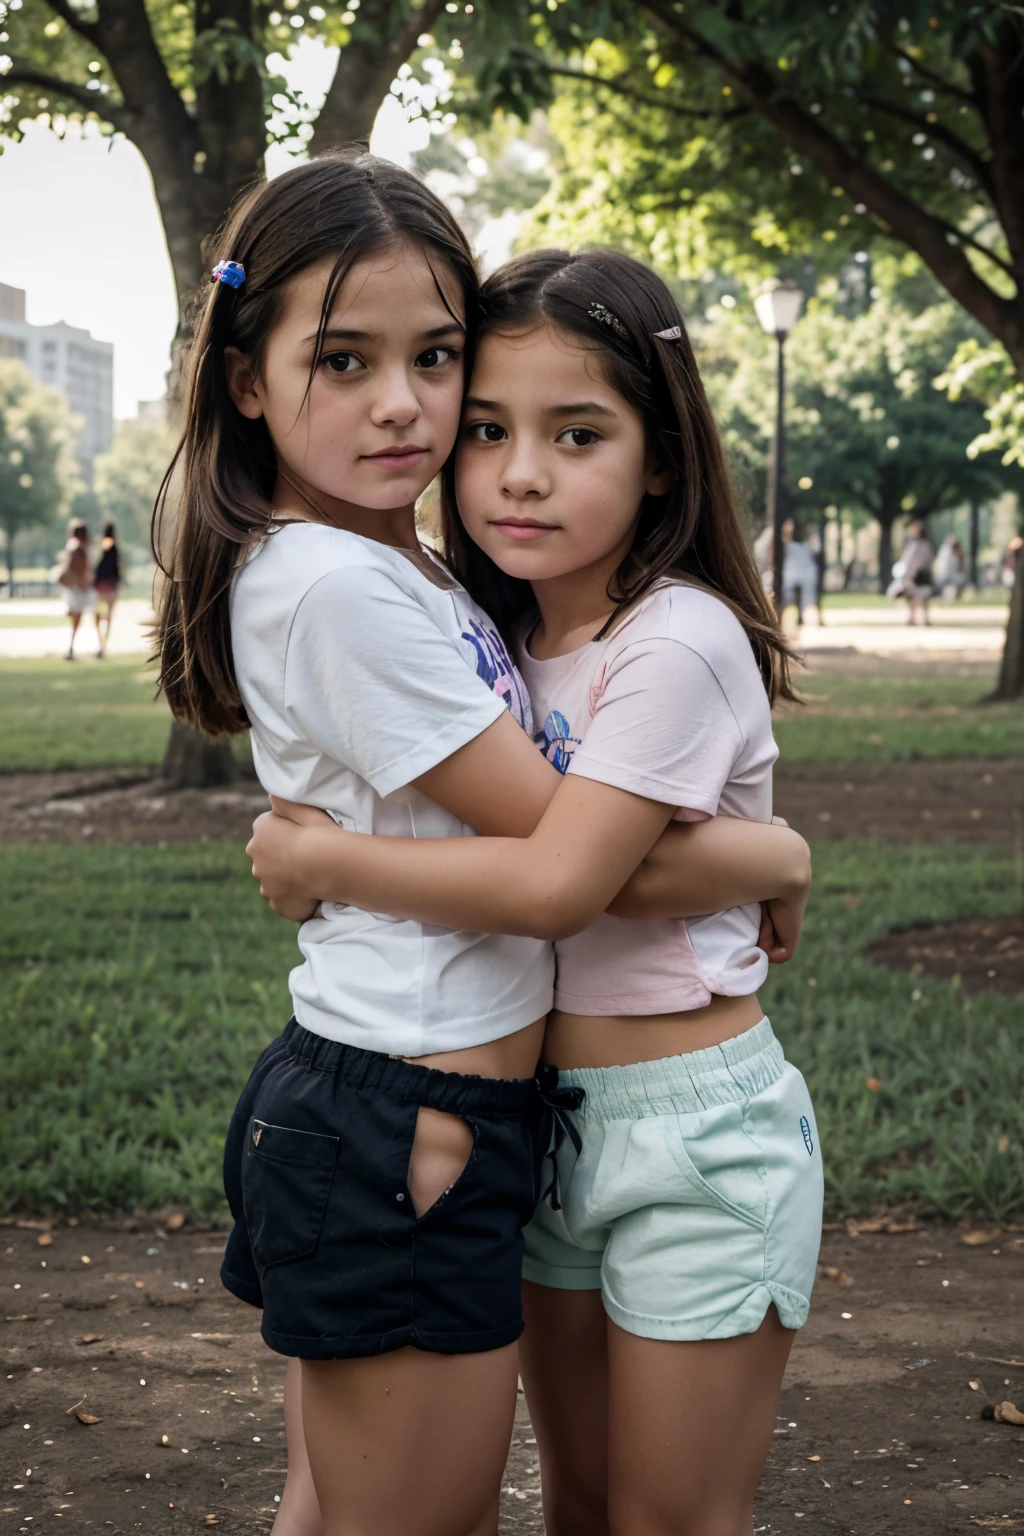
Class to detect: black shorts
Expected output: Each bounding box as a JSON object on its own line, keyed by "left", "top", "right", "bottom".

{"left": 220, "top": 1020, "right": 546, "bottom": 1360}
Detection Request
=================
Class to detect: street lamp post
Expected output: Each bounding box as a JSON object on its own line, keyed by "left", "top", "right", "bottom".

{"left": 754, "top": 279, "right": 804, "bottom": 619}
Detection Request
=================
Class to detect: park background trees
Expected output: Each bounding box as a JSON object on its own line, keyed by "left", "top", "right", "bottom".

{"left": 0, "top": 359, "right": 78, "bottom": 594}
{"left": 2, "top": 0, "right": 1023, "bottom": 715}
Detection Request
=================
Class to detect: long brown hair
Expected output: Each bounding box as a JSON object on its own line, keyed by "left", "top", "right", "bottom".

{"left": 440, "top": 248, "right": 797, "bottom": 703}
{"left": 153, "top": 150, "right": 479, "bottom": 737}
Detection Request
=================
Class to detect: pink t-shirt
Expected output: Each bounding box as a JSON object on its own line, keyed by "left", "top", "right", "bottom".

{"left": 516, "top": 582, "right": 778, "bottom": 1016}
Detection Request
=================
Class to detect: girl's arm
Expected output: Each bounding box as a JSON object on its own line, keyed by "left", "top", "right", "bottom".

{"left": 248, "top": 711, "right": 811, "bottom": 949}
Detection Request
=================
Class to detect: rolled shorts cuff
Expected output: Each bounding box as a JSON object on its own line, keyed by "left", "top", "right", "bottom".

{"left": 522, "top": 1253, "right": 602, "bottom": 1291}
{"left": 602, "top": 1280, "right": 811, "bottom": 1342}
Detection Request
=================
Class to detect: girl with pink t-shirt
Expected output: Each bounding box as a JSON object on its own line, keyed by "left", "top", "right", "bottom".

{"left": 249, "top": 247, "right": 822, "bottom": 1535}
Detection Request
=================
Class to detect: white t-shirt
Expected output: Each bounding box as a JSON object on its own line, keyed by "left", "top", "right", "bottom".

{"left": 230, "top": 521, "right": 554, "bottom": 1055}
{"left": 516, "top": 582, "right": 777, "bottom": 1015}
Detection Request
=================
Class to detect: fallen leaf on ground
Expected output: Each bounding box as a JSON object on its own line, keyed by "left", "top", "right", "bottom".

{"left": 994, "top": 1401, "right": 1024, "bottom": 1426}
{"left": 36, "top": 1233, "right": 54, "bottom": 1247}
{"left": 78, "top": 1334, "right": 103, "bottom": 1345}
{"left": 5, "top": 1314, "right": 37, "bottom": 1323}
{"left": 164, "top": 1212, "right": 185, "bottom": 1231}
{"left": 961, "top": 1229, "right": 1001, "bottom": 1246}
{"left": 885, "top": 1220, "right": 918, "bottom": 1234}
{"left": 204, "top": 1519, "right": 220, "bottom": 1528}
{"left": 75, "top": 1412, "right": 102, "bottom": 1425}
{"left": 969, "top": 1380, "right": 982, "bottom": 1391}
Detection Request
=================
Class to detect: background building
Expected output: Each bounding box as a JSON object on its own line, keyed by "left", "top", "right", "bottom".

{"left": 0, "top": 282, "right": 114, "bottom": 483}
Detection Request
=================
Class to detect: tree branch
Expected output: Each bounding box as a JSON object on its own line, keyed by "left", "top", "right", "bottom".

{"left": 2, "top": 66, "right": 127, "bottom": 125}
{"left": 860, "top": 92, "right": 994, "bottom": 196}
{"left": 310, "top": 0, "right": 446, "bottom": 154}
{"left": 638, "top": 0, "right": 1024, "bottom": 366}
{"left": 40, "top": 0, "right": 102, "bottom": 48}
{"left": 884, "top": 41, "right": 975, "bottom": 106}
{"left": 542, "top": 61, "right": 746, "bottom": 121}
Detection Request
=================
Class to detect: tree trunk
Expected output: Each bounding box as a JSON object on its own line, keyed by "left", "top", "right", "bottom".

{"left": 5, "top": 523, "right": 14, "bottom": 597}
{"left": 877, "top": 516, "right": 896, "bottom": 595}
{"left": 989, "top": 541, "right": 1024, "bottom": 700}
{"left": 969, "top": 501, "right": 981, "bottom": 588}
{"left": 162, "top": 719, "right": 239, "bottom": 787}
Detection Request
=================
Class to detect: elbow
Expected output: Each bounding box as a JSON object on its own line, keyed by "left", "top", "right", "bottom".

{"left": 786, "top": 834, "right": 813, "bottom": 896}
{"left": 525, "top": 881, "right": 601, "bottom": 943}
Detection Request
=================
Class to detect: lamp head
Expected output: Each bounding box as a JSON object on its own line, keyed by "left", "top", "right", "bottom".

{"left": 754, "top": 278, "right": 804, "bottom": 338}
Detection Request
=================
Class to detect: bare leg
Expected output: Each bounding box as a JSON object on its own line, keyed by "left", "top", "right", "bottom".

{"left": 273, "top": 1358, "right": 323, "bottom": 1536}
{"left": 302, "top": 1345, "right": 518, "bottom": 1536}
{"left": 607, "top": 1307, "right": 794, "bottom": 1536}
{"left": 66, "top": 611, "right": 82, "bottom": 658}
{"left": 519, "top": 1282, "right": 609, "bottom": 1536}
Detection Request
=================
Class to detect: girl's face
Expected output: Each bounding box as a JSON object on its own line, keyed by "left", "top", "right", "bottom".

{"left": 455, "top": 324, "right": 670, "bottom": 586}
{"left": 227, "top": 242, "right": 466, "bottom": 518}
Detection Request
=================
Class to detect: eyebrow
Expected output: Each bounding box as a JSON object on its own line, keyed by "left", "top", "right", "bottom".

{"left": 307, "top": 322, "right": 465, "bottom": 344}
{"left": 465, "top": 397, "right": 618, "bottom": 417}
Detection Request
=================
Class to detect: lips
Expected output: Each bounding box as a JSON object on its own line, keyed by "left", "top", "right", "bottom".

{"left": 362, "top": 445, "right": 429, "bottom": 469}
{"left": 489, "top": 518, "right": 558, "bottom": 541}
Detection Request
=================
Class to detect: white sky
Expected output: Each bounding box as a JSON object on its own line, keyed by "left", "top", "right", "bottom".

{"left": 0, "top": 39, "right": 428, "bottom": 418}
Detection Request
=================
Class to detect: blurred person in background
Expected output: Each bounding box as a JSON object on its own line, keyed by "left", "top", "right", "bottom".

{"left": 934, "top": 534, "right": 967, "bottom": 600}
{"left": 754, "top": 518, "right": 819, "bottom": 625}
{"left": 92, "top": 519, "right": 122, "bottom": 658}
{"left": 1003, "top": 535, "right": 1022, "bottom": 590}
{"left": 54, "top": 518, "right": 94, "bottom": 660}
{"left": 781, "top": 518, "right": 819, "bottom": 625}
{"left": 887, "top": 517, "right": 935, "bottom": 625}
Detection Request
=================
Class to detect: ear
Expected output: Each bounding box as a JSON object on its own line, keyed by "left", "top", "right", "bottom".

{"left": 645, "top": 463, "right": 674, "bottom": 498}
{"left": 224, "top": 346, "right": 263, "bottom": 420}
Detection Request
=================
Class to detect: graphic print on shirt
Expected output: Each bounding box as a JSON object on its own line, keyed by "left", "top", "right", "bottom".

{"left": 534, "top": 710, "right": 582, "bottom": 775}
{"left": 461, "top": 619, "right": 532, "bottom": 729}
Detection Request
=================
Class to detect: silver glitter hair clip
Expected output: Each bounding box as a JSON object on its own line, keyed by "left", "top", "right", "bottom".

{"left": 654, "top": 325, "right": 682, "bottom": 341}
{"left": 588, "top": 303, "right": 629, "bottom": 340}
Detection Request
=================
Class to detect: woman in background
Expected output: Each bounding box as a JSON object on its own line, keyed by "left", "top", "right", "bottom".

{"left": 55, "top": 517, "right": 93, "bottom": 661}
{"left": 93, "top": 520, "right": 121, "bottom": 657}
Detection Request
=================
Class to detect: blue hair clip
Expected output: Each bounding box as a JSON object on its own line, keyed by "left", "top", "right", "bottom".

{"left": 212, "top": 260, "right": 246, "bottom": 289}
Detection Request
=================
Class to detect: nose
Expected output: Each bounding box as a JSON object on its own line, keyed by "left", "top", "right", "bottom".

{"left": 369, "top": 364, "right": 422, "bottom": 429}
{"left": 500, "top": 439, "right": 552, "bottom": 501}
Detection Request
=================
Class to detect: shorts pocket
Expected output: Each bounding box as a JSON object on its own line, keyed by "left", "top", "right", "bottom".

{"left": 242, "top": 1118, "right": 339, "bottom": 1270}
{"left": 665, "top": 1105, "right": 766, "bottom": 1231}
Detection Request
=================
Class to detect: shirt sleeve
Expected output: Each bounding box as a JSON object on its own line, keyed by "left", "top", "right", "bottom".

{"left": 284, "top": 563, "right": 507, "bottom": 797}
{"left": 566, "top": 638, "right": 743, "bottom": 817}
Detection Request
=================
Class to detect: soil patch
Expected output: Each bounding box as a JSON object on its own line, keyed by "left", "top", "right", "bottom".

{"left": 0, "top": 770, "right": 269, "bottom": 848}
{"left": 0, "top": 758, "right": 1019, "bottom": 849}
{"left": 774, "top": 758, "right": 1020, "bottom": 844}
{"left": 868, "top": 914, "right": 1024, "bottom": 998}
{"left": 2, "top": 1218, "right": 1023, "bottom": 1533}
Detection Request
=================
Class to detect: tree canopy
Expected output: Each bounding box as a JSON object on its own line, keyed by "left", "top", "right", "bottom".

{"left": 1, "top": 0, "right": 453, "bottom": 313}
{"left": 703, "top": 292, "right": 1015, "bottom": 587}
{"left": 0, "top": 358, "right": 79, "bottom": 590}
{"left": 94, "top": 415, "right": 177, "bottom": 552}
{"left": 455, "top": 1, "right": 1024, "bottom": 374}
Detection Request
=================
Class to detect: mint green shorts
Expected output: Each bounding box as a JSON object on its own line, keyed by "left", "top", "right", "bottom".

{"left": 523, "top": 1018, "right": 823, "bottom": 1340}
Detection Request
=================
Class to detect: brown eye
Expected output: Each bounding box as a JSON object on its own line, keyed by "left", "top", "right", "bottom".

{"left": 559, "top": 427, "right": 598, "bottom": 448}
{"left": 323, "top": 352, "right": 363, "bottom": 375}
{"left": 416, "top": 346, "right": 458, "bottom": 369}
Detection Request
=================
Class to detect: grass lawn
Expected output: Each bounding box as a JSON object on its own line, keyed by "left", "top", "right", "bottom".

{"left": 0, "top": 655, "right": 171, "bottom": 772}
{"left": 0, "top": 839, "right": 1020, "bottom": 1220}
{"left": 774, "top": 668, "right": 1024, "bottom": 763}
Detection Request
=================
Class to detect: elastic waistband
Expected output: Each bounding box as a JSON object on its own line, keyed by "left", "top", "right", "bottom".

{"left": 280, "top": 1018, "right": 538, "bottom": 1116}
{"left": 556, "top": 1017, "right": 784, "bottom": 1120}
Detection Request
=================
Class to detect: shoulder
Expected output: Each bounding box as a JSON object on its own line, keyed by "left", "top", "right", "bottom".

{"left": 236, "top": 524, "right": 437, "bottom": 614}
{"left": 612, "top": 582, "right": 753, "bottom": 670}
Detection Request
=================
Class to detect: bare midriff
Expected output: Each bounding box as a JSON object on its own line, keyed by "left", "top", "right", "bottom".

{"left": 543, "top": 992, "right": 764, "bottom": 1071}
{"left": 403, "top": 1015, "right": 547, "bottom": 1079}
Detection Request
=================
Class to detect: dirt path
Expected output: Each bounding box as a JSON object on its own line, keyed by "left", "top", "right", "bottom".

{"left": 3, "top": 1219, "right": 1023, "bottom": 1533}
{"left": 0, "top": 757, "right": 1018, "bottom": 849}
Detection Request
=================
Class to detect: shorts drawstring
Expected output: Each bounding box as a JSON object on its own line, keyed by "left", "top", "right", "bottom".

{"left": 536, "top": 1065, "right": 585, "bottom": 1211}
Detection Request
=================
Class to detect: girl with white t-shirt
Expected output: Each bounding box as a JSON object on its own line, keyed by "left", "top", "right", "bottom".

{"left": 153, "top": 159, "right": 810, "bottom": 1536}
{"left": 249, "top": 247, "right": 823, "bottom": 1536}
